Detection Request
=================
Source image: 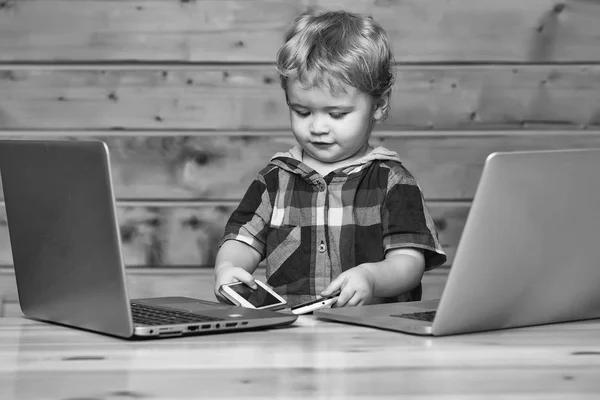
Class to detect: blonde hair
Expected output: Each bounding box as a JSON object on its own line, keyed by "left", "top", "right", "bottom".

{"left": 276, "top": 10, "right": 395, "bottom": 100}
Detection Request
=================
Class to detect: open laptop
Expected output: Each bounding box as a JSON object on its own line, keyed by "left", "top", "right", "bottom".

{"left": 316, "top": 148, "right": 600, "bottom": 336}
{"left": 0, "top": 139, "right": 296, "bottom": 339}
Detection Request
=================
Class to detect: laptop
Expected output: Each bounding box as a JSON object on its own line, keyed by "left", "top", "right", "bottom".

{"left": 316, "top": 148, "right": 600, "bottom": 336}
{"left": 0, "top": 139, "right": 297, "bottom": 339}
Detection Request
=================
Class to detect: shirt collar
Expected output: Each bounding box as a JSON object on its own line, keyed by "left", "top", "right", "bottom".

{"left": 269, "top": 146, "right": 402, "bottom": 178}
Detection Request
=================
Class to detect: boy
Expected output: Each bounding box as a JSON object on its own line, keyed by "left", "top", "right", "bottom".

{"left": 214, "top": 10, "right": 446, "bottom": 307}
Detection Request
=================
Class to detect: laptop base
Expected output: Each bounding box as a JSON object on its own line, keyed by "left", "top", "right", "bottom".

{"left": 315, "top": 299, "right": 439, "bottom": 336}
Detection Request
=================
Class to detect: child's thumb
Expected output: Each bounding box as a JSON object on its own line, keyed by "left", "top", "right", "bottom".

{"left": 235, "top": 270, "right": 258, "bottom": 289}
{"left": 321, "top": 278, "right": 342, "bottom": 297}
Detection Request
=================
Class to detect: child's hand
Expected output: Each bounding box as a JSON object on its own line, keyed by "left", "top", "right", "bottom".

{"left": 214, "top": 265, "right": 257, "bottom": 303}
{"left": 321, "top": 265, "right": 375, "bottom": 307}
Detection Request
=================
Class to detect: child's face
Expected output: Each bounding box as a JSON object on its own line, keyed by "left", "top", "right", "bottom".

{"left": 286, "top": 78, "right": 386, "bottom": 166}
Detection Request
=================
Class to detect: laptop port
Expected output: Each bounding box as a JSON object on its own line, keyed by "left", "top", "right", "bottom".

{"left": 201, "top": 324, "right": 211, "bottom": 330}
{"left": 159, "top": 331, "right": 182, "bottom": 337}
{"left": 225, "top": 322, "right": 238, "bottom": 328}
{"left": 241, "top": 321, "right": 248, "bottom": 326}
{"left": 187, "top": 325, "right": 199, "bottom": 332}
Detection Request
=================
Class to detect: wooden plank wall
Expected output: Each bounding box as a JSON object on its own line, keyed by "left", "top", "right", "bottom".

{"left": 1, "top": 0, "right": 600, "bottom": 315}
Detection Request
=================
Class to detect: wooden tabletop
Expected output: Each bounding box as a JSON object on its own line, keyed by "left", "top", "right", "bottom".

{"left": 1, "top": 317, "right": 600, "bottom": 399}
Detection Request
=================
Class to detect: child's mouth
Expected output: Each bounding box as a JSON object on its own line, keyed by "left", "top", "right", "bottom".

{"left": 311, "top": 142, "right": 334, "bottom": 148}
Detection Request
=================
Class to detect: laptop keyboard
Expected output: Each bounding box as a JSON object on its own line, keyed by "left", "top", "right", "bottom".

{"left": 391, "top": 310, "right": 436, "bottom": 322}
{"left": 131, "top": 302, "right": 224, "bottom": 326}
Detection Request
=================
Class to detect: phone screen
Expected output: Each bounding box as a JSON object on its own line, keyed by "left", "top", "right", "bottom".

{"left": 229, "top": 283, "right": 282, "bottom": 308}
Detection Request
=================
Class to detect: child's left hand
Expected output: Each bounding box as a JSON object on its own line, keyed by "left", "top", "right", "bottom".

{"left": 321, "top": 265, "right": 375, "bottom": 307}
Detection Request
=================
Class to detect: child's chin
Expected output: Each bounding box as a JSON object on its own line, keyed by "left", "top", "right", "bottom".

{"left": 309, "top": 152, "right": 344, "bottom": 163}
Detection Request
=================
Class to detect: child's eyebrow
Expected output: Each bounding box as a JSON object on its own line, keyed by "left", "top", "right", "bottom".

{"left": 322, "top": 105, "right": 354, "bottom": 111}
{"left": 287, "top": 102, "right": 354, "bottom": 111}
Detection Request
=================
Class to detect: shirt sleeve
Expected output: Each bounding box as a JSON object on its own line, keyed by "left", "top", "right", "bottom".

{"left": 381, "top": 164, "right": 447, "bottom": 270}
{"left": 220, "top": 172, "right": 273, "bottom": 258}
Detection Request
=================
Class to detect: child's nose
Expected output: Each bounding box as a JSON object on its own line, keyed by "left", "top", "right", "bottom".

{"left": 309, "top": 115, "right": 330, "bottom": 135}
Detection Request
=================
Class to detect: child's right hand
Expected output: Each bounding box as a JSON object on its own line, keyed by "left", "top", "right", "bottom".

{"left": 213, "top": 265, "right": 257, "bottom": 303}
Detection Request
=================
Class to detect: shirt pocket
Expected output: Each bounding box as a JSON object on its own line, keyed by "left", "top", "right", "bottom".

{"left": 265, "top": 225, "right": 301, "bottom": 278}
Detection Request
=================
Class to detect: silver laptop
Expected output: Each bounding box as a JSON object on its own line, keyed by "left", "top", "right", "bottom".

{"left": 0, "top": 139, "right": 296, "bottom": 339}
{"left": 316, "top": 148, "right": 600, "bottom": 336}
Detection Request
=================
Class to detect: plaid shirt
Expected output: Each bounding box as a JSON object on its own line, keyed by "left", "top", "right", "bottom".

{"left": 221, "top": 146, "right": 446, "bottom": 306}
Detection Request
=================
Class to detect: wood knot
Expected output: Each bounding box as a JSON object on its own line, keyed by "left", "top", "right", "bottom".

{"left": 109, "top": 390, "right": 147, "bottom": 399}
{"left": 120, "top": 226, "right": 137, "bottom": 242}
{"left": 571, "top": 351, "right": 600, "bottom": 356}
{"left": 0, "top": 0, "right": 17, "bottom": 10}
{"left": 433, "top": 219, "right": 447, "bottom": 231}
{"left": 193, "top": 152, "right": 209, "bottom": 165}
{"left": 215, "top": 205, "right": 231, "bottom": 214}
{"left": 183, "top": 216, "right": 202, "bottom": 229}
{"left": 553, "top": 3, "right": 565, "bottom": 13}
{"left": 62, "top": 356, "right": 105, "bottom": 361}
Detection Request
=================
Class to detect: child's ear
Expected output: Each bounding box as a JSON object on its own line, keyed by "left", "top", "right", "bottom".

{"left": 372, "top": 90, "right": 391, "bottom": 123}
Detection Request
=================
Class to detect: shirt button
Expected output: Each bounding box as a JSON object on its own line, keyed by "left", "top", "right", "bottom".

{"left": 318, "top": 241, "right": 327, "bottom": 253}
{"left": 317, "top": 182, "right": 326, "bottom": 191}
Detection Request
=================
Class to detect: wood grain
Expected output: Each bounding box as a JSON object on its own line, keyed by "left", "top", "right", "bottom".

{"left": 0, "top": 202, "right": 233, "bottom": 267}
{"left": 1, "top": 0, "right": 600, "bottom": 62}
{"left": 0, "top": 316, "right": 599, "bottom": 399}
{"left": 2, "top": 66, "right": 600, "bottom": 130}
{"left": 0, "top": 201, "right": 467, "bottom": 267}
{"left": 2, "top": 132, "right": 599, "bottom": 201}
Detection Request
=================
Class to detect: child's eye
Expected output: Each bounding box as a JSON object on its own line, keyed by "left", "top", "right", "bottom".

{"left": 330, "top": 113, "right": 348, "bottom": 120}
{"left": 292, "top": 109, "right": 310, "bottom": 118}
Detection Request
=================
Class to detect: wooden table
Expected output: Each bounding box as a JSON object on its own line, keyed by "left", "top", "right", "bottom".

{"left": 1, "top": 317, "right": 600, "bottom": 399}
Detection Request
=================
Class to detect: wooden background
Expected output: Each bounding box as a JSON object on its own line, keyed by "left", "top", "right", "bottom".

{"left": 1, "top": 0, "right": 600, "bottom": 316}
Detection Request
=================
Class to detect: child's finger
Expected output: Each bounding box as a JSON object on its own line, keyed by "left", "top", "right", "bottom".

{"left": 345, "top": 292, "right": 364, "bottom": 307}
{"left": 332, "top": 287, "right": 355, "bottom": 308}
{"left": 231, "top": 270, "right": 257, "bottom": 289}
{"left": 321, "top": 276, "right": 344, "bottom": 297}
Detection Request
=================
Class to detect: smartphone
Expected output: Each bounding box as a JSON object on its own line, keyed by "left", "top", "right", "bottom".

{"left": 290, "top": 290, "right": 341, "bottom": 315}
{"left": 219, "top": 280, "right": 287, "bottom": 311}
